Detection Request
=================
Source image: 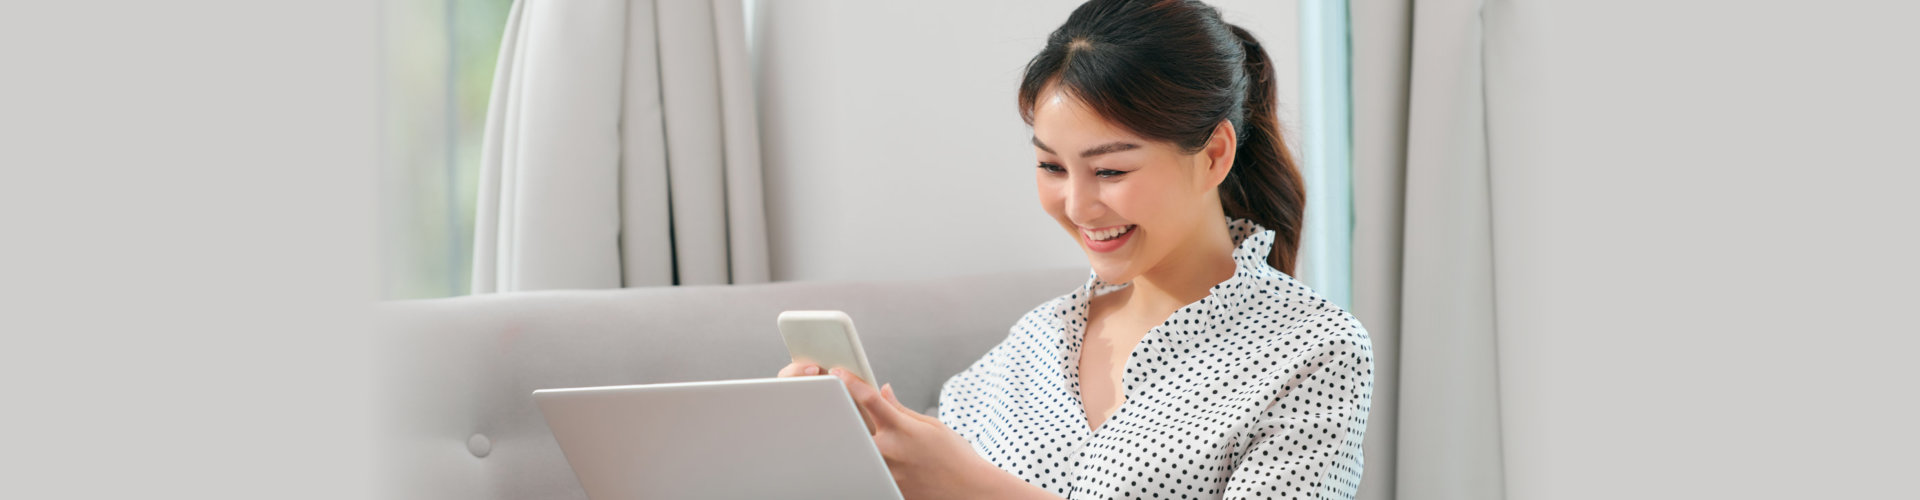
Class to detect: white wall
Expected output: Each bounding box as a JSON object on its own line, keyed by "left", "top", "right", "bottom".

{"left": 4, "top": 1, "right": 381, "bottom": 498}
{"left": 1484, "top": 2, "right": 1919, "bottom": 498}
{"left": 750, "top": 0, "right": 1300, "bottom": 282}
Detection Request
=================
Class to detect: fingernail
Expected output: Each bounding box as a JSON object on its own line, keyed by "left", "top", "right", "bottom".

{"left": 828, "top": 367, "right": 842, "bottom": 376}
{"left": 805, "top": 366, "right": 819, "bottom": 375}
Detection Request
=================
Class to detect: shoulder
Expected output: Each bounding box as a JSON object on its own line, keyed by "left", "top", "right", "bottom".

{"left": 1225, "top": 277, "right": 1375, "bottom": 422}
{"left": 1228, "top": 267, "right": 1372, "bottom": 364}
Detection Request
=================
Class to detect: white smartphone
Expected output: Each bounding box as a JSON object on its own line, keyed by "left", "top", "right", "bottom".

{"left": 777, "top": 310, "right": 878, "bottom": 386}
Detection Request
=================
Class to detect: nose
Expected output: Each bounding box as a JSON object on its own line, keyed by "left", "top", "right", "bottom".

{"left": 1063, "top": 173, "right": 1106, "bottom": 226}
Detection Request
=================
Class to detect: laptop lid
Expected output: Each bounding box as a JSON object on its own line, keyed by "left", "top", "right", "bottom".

{"left": 533, "top": 375, "right": 903, "bottom": 500}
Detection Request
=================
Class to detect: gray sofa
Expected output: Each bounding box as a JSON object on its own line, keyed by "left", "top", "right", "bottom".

{"left": 375, "top": 267, "right": 1086, "bottom": 500}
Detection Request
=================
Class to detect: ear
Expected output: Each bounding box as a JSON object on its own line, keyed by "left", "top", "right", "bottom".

{"left": 1195, "top": 120, "right": 1237, "bottom": 191}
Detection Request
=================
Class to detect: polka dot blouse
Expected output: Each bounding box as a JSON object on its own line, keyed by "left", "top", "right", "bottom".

{"left": 936, "top": 217, "right": 1374, "bottom": 499}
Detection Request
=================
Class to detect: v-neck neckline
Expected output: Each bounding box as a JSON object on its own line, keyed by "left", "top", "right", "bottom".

{"left": 1065, "top": 281, "right": 1183, "bottom": 437}
{"left": 1058, "top": 216, "right": 1278, "bottom": 437}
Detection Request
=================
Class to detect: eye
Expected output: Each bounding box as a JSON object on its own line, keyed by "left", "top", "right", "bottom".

{"left": 1095, "top": 169, "right": 1128, "bottom": 178}
{"left": 1037, "top": 162, "right": 1066, "bottom": 174}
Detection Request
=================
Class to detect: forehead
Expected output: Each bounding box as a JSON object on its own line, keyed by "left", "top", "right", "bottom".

{"left": 1030, "top": 86, "right": 1144, "bottom": 147}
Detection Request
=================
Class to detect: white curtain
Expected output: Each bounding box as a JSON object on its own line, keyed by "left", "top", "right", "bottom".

{"left": 470, "top": 0, "right": 769, "bottom": 293}
{"left": 1352, "top": 1, "right": 1512, "bottom": 499}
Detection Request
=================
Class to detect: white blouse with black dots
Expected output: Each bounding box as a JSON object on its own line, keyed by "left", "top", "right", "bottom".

{"left": 936, "top": 217, "right": 1373, "bottom": 500}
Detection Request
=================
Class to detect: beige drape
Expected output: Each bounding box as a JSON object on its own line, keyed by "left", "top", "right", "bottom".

{"left": 1351, "top": 1, "right": 1513, "bottom": 499}
{"left": 471, "top": 0, "right": 769, "bottom": 293}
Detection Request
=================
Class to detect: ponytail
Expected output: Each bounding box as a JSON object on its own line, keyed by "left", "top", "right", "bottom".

{"left": 1222, "top": 24, "right": 1306, "bottom": 275}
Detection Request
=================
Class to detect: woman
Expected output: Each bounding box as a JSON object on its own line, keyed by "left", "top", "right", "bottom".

{"left": 777, "top": 0, "right": 1373, "bottom": 498}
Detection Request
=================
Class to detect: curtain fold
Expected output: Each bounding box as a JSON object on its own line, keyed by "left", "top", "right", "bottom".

{"left": 1393, "top": 0, "right": 1509, "bottom": 497}
{"left": 472, "top": 0, "right": 769, "bottom": 294}
{"left": 1352, "top": 0, "right": 1510, "bottom": 499}
{"left": 1348, "top": 1, "right": 1411, "bottom": 498}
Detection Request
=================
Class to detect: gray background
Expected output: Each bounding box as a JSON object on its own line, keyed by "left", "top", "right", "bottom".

{"left": 2, "top": 1, "right": 1915, "bottom": 499}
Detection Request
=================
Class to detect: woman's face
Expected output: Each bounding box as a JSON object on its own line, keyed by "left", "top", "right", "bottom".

{"left": 1030, "top": 88, "right": 1234, "bottom": 284}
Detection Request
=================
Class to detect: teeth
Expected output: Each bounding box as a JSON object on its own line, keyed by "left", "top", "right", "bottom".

{"left": 1086, "top": 225, "right": 1133, "bottom": 241}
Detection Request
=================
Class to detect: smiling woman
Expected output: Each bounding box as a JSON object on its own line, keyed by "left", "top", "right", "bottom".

{"left": 926, "top": 1, "right": 1373, "bottom": 499}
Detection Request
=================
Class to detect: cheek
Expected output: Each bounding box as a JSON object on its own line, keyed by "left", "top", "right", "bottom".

{"left": 1103, "top": 180, "right": 1166, "bottom": 221}
{"left": 1035, "top": 174, "right": 1067, "bottom": 217}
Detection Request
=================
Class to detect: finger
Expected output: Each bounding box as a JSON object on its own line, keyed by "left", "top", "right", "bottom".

{"left": 881, "top": 383, "right": 911, "bottom": 413}
{"left": 883, "top": 384, "right": 944, "bottom": 426}
{"left": 828, "top": 368, "right": 878, "bottom": 433}
{"left": 778, "top": 362, "right": 816, "bottom": 378}
{"left": 881, "top": 383, "right": 898, "bottom": 404}
{"left": 834, "top": 368, "right": 907, "bottom": 431}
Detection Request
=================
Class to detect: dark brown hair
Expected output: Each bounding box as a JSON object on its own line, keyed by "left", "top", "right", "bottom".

{"left": 1018, "top": 0, "right": 1305, "bottom": 275}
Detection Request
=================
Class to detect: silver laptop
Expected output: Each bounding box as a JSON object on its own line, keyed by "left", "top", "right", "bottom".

{"left": 533, "top": 375, "right": 904, "bottom": 500}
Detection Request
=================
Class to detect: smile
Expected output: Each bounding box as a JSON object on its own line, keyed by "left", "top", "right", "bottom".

{"left": 1081, "top": 224, "right": 1136, "bottom": 253}
{"left": 1083, "top": 225, "right": 1134, "bottom": 241}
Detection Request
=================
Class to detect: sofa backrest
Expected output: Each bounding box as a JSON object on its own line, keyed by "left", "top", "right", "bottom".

{"left": 373, "top": 267, "right": 1085, "bottom": 500}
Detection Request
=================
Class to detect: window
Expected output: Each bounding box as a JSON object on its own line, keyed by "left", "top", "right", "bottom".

{"left": 1297, "top": 0, "right": 1354, "bottom": 309}
{"left": 379, "top": 0, "right": 514, "bottom": 299}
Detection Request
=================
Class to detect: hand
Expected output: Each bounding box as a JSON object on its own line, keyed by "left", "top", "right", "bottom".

{"left": 778, "top": 361, "right": 877, "bottom": 433}
{"left": 828, "top": 367, "right": 1007, "bottom": 500}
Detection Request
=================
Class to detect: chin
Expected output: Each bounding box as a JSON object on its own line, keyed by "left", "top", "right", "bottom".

{"left": 1088, "top": 260, "right": 1134, "bottom": 284}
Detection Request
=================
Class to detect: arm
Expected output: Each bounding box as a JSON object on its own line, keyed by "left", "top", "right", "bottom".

{"left": 1223, "top": 335, "right": 1374, "bottom": 499}
{"left": 826, "top": 367, "right": 1067, "bottom": 500}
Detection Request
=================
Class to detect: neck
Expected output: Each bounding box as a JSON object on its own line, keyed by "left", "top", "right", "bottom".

{"left": 1118, "top": 216, "right": 1237, "bottom": 317}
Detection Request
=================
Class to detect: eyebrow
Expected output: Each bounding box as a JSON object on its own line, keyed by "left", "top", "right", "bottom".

{"left": 1032, "top": 136, "right": 1141, "bottom": 158}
